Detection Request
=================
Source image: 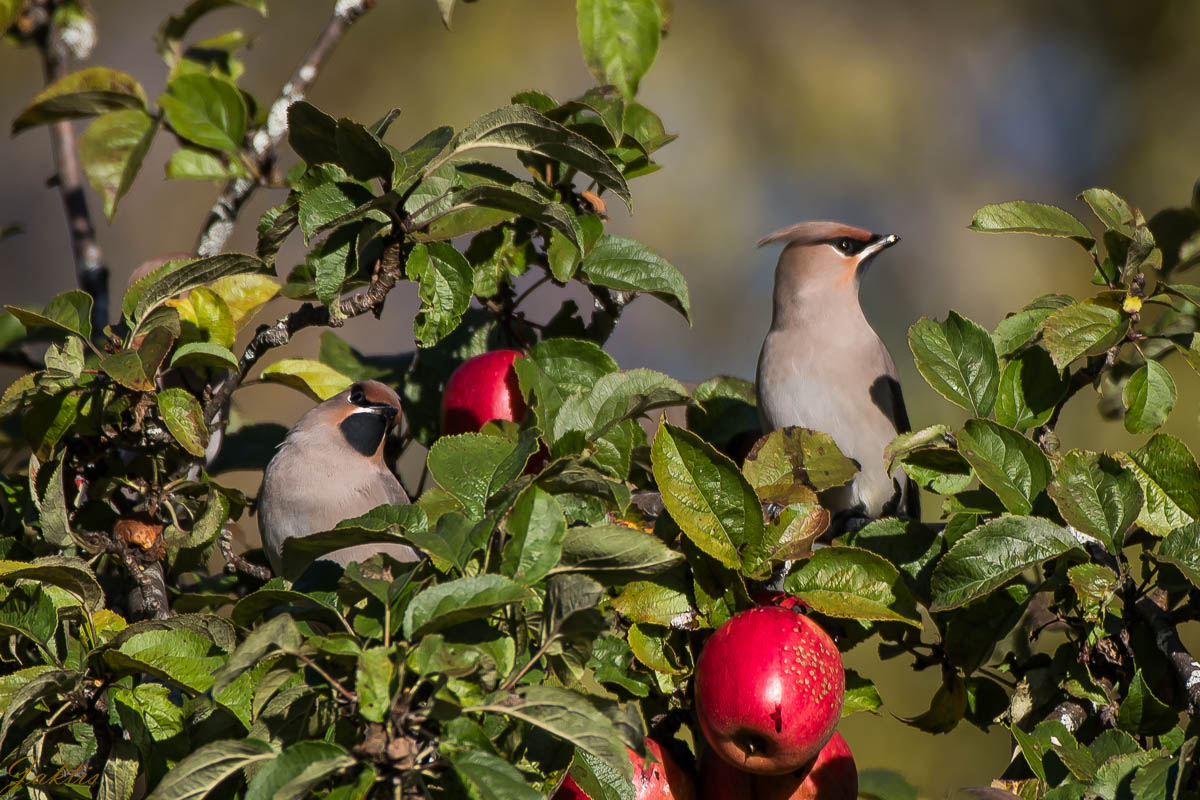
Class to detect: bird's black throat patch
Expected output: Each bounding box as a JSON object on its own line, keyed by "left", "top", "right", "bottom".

{"left": 339, "top": 412, "right": 388, "bottom": 457}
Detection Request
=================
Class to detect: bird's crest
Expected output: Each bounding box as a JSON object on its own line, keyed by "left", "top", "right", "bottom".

{"left": 756, "top": 221, "right": 874, "bottom": 248}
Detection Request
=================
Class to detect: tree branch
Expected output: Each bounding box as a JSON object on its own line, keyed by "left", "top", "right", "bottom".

{"left": 1126, "top": 582, "right": 1200, "bottom": 717}
{"left": 203, "top": 240, "right": 406, "bottom": 426}
{"left": 194, "top": 0, "right": 377, "bottom": 257}
{"left": 34, "top": 5, "right": 108, "bottom": 336}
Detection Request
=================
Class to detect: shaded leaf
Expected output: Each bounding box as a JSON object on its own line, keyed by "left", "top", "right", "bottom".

{"left": 1047, "top": 450, "right": 1142, "bottom": 552}
{"left": 144, "top": 739, "right": 274, "bottom": 800}
{"left": 1122, "top": 360, "right": 1176, "bottom": 434}
{"left": 402, "top": 575, "right": 529, "bottom": 639}
{"left": 157, "top": 388, "right": 209, "bottom": 458}
{"left": 13, "top": 67, "right": 147, "bottom": 134}
{"left": 80, "top": 109, "right": 159, "bottom": 220}
{"left": 407, "top": 241, "right": 473, "bottom": 346}
{"left": 1040, "top": 301, "right": 1128, "bottom": 369}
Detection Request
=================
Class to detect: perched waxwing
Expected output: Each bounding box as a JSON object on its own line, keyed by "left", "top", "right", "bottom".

{"left": 755, "top": 221, "right": 919, "bottom": 525}
{"left": 259, "top": 380, "right": 415, "bottom": 578}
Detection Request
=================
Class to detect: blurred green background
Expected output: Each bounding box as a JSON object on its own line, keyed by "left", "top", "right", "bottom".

{"left": 3, "top": 1, "right": 1200, "bottom": 795}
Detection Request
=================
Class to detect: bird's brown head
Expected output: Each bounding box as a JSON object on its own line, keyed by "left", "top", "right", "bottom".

{"left": 758, "top": 221, "right": 899, "bottom": 303}
{"left": 300, "top": 379, "right": 402, "bottom": 460}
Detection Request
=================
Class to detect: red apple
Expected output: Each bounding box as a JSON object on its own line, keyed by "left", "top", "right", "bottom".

{"left": 694, "top": 605, "right": 844, "bottom": 775}
{"left": 751, "top": 591, "right": 811, "bottom": 612}
{"left": 440, "top": 349, "right": 528, "bottom": 435}
{"left": 699, "top": 732, "right": 857, "bottom": 800}
{"left": 555, "top": 740, "right": 697, "bottom": 800}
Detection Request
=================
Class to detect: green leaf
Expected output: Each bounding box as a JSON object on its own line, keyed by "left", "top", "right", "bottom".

{"left": 784, "top": 546, "right": 921, "bottom": 626}
{"left": 123, "top": 252, "right": 270, "bottom": 322}
{"left": 406, "top": 242, "right": 473, "bottom": 346}
{"left": 335, "top": 117, "right": 392, "bottom": 182}
{"left": 165, "top": 146, "right": 246, "bottom": 180}
{"left": 576, "top": 0, "right": 662, "bottom": 97}
{"left": 80, "top": 110, "right": 159, "bottom": 220}
{"left": 611, "top": 576, "right": 694, "bottom": 627}
{"left": 742, "top": 427, "right": 858, "bottom": 493}
{"left": 212, "top": 614, "right": 303, "bottom": 694}
{"left": 956, "top": 419, "right": 1050, "bottom": 516}
{"left": 0, "top": 556, "right": 103, "bottom": 610}
{"left": 513, "top": 337, "right": 617, "bottom": 433}
{"left": 1157, "top": 523, "right": 1200, "bottom": 590}
{"left": 297, "top": 181, "right": 374, "bottom": 239}
{"left": 908, "top": 311, "right": 999, "bottom": 416}
{"left": 356, "top": 647, "right": 393, "bottom": 723}
{"left": 650, "top": 422, "right": 766, "bottom": 575}
{"left": 447, "top": 749, "right": 543, "bottom": 800}
{"left": 100, "top": 326, "right": 175, "bottom": 390}
{"left": 1117, "top": 670, "right": 1177, "bottom": 736}
{"left": 473, "top": 686, "right": 632, "bottom": 782}
{"left": 144, "top": 739, "right": 274, "bottom": 800}
{"left": 1047, "top": 450, "right": 1142, "bottom": 552}
{"left": 555, "top": 86, "right": 627, "bottom": 147}
{"left": 1080, "top": 188, "right": 1134, "bottom": 235}
{"left": 993, "top": 347, "right": 1067, "bottom": 431}
{"left": 156, "top": 0, "right": 267, "bottom": 58}
{"left": 5, "top": 290, "right": 94, "bottom": 340}
{"left": 970, "top": 200, "right": 1095, "bottom": 247}
{"left": 930, "top": 516, "right": 1081, "bottom": 611}
{"left": 159, "top": 73, "right": 247, "bottom": 153}
{"left": 991, "top": 295, "right": 1073, "bottom": 356}
{"left": 942, "top": 584, "right": 1030, "bottom": 673}
{"left": 170, "top": 341, "right": 240, "bottom": 371}
{"left": 287, "top": 101, "right": 339, "bottom": 165}
{"left": 501, "top": 485, "right": 566, "bottom": 585}
{"left": 581, "top": 235, "right": 691, "bottom": 322}
{"left": 402, "top": 575, "right": 529, "bottom": 639}
{"left": 389, "top": 126, "right": 453, "bottom": 190}
{"left": 556, "top": 524, "right": 683, "bottom": 578}
{"left": 551, "top": 368, "right": 688, "bottom": 443}
{"left": 587, "top": 634, "right": 652, "bottom": 697}
{"left": 428, "top": 431, "right": 538, "bottom": 518}
{"left": 309, "top": 224, "right": 358, "bottom": 312}
{"left": 260, "top": 358, "right": 352, "bottom": 401}
{"left": 0, "top": 583, "right": 58, "bottom": 649}
{"left": 157, "top": 388, "right": 209, "bottom": 458}
{"left": 686, "top": 375, "right": 759, "bottom": 448}
{"left": 434, "top": 104, "right": 631, "bottom": 210}
{"left": 12, "top": 67, "right": 148, "bottom": 134}
{"left": 245, "top": 740, "right": 354, "bottom": 800}
{"left": 842, "top": 668, "right": 884, "bottom": 716}
{"left": 1121, "top": 433, "right": 1200, "bottom": 536}
{"left": 443, "top": 183, "right": 583, "bottom": 252}
{"left": 1040, "top": 301, "right": 1129, "bottom": 369}
{"left": 1122, "top": 360, "right": 1176, "bottom": 434}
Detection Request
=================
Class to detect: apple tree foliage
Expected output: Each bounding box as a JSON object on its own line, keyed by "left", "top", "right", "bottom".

{"left": 0, "top": 1, "right": 1199, "bottom": 798}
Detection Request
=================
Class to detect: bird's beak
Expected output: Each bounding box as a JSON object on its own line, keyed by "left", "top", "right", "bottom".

{"left": 360, "top": 404, "right": 398, "bottom": 422}
{"left": 861, "top": 233, "right": 899, "bottom": 260}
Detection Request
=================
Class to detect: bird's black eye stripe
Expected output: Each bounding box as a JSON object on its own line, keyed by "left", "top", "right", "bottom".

{"left": 830, "top": 237, "right": 867, "bottom": 256}
{"left": 349, "top": 385, "right": 366, "bottom": 406}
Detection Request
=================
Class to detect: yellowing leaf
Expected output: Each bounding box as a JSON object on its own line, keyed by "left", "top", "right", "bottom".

{"left": 260, "top": 358, "right": 352, "bottom": 401}
{"left": 208, "top": 274, "right": 279, "bottom": 328}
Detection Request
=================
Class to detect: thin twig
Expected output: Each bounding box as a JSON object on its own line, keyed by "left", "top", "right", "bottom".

{"left": 194, "top": 0, "right": 378, "bottom": 257}
{"left": 34, "top": 4, "right": 108, "bottom": 335}
{"left": 296, "top": 652, "right": 358, "bottom": 702}
{"left": 203, "top": 240, "right": 406, "bottom": 426}
{"left": 218, "top": 524, "right": 271, "bottom": 581}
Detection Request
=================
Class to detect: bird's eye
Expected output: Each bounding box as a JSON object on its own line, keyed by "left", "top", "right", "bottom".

{"left": 349, "top": 385, "right": 366, "bottom": 405}
{"left": 837, "top": 238, "right": 854, "bottom": 253}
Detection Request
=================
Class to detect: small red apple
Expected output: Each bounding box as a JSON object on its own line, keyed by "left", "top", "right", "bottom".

{"left": 555, "top": 740, "right": 697, "bottom": 800}
{"left": 440, "top": 349, "right": 528, "bottom": 435}
{"left": 694, "top": 605, "right": 844, "bottom": 775}
{"left": 699, "top": 732, "right": 857, "bottom": 800}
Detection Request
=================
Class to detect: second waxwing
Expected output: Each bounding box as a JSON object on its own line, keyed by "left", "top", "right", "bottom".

{"left": 755, "top": 221, "right": 919, "bottom": 527}
{"left": 258, "top": 379, "right": 416, "bottom": 578}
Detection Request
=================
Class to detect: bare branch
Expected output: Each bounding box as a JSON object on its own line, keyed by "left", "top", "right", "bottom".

{"left": 203, "top": 240, "right": 406, "bottom": 426}
{"left": 34, "top": 6, "right": 108, "bottom": 335}
{"left": 218, "top": 524, "right": 271, "bottom": 581}
{"left": 1127, "top": 583, "right": 1200, "bottom": 717}
{"left": 194, "top": 0, "right": 377, "bottom": 257}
